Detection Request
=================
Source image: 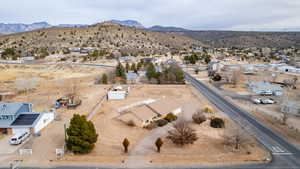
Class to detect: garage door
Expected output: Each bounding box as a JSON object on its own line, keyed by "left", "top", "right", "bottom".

{"left": 12, "top": 128, "right": 30, "bottom": 135}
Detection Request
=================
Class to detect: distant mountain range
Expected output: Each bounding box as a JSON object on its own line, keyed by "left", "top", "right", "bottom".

{"left": 0, "top": 22, "right": 51, "bottom": 34}
{"left": 0, "top": 20, "right": 299, "bottom": 48}
{"left": 0, "top": 20, "right": 189, "bottom": 34}
{"left": 0, "top": 20, "right": 146, "bottom": 34}
{"left": 148, "top": 25, "right": 189, "bottom": 32}
{"left": 108, "top": 20, "right": 144, "bottom": 28}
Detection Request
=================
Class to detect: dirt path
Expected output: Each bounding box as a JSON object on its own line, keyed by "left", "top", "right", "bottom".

{"left": 87, "top": 94, "right": 107, "bottom": 121}
{"left": 124, "top": 124, "right": 173, "bottom": 168}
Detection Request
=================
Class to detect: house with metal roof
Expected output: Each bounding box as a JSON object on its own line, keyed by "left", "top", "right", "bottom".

{"left": 126, "top": 72, "right": 139, "bottom": 84}
{"left": 0, "top": 103, "right": 54, "bottom": 135}
{"left": 247, "top": 81, "right": 283, "bottom": 96}
{"left": 119, "top": 56, "right": 136, "bottom": 63}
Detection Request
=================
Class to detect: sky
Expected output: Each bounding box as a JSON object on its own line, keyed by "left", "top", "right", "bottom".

{"left": 1, "top": 0, "right": 300, "bottom": 31}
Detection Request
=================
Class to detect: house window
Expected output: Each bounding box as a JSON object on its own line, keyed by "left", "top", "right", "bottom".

{"left": 0, "top": 115, "right": 12, "bottom": 120}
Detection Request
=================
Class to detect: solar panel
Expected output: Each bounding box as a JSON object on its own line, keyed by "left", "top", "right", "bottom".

{"left": 11, "top": 114, "right": 40, "bottom": 126}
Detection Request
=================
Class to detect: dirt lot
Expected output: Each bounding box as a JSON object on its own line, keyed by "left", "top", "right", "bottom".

{"left": 0, "top": 64, "right": 268, "bottom": 167}
{"left": 147, "top": 121, "right": 267, "bottom": 165}
{"left": 59, "top": 85, "right": 268, "bottom": 167}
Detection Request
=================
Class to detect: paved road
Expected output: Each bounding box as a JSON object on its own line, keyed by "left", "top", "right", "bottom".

{"left": 184, "top": 72, "right": 300, "bottom": 169}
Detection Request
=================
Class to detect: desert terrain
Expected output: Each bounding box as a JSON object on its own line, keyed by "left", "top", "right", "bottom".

{"left": 0, "top": 64, "right": 268, "bottom": 167}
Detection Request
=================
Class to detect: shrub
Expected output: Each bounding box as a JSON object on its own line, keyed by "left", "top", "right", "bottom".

{"left": 192, "top": 112, "right": 206, "bottom": 124}
{"left": 203, "top": 106, "right": 213, "bottom": 114}
{"left": 212, "top": 74, "right": 222, "bottom": 81}
{"left": 122, "top": 138, "right": 130, "bottom": 153}
{"left": 66, "top": 114, "right": 98, "bottom": 154}
{"left": 155, "top": 138, "right": 163, "bottom": 153}
{"left": 164, "top": 113, "right": 177, "bottom": 122}
{"left": 210, "top": 118, "right": 225, "bottom": 128}
{"left": 101, "top": 74, "right": 108, "bottom": 84}
{"left": 144, "top": 122, "right": 157, "bottom": 130}
{"left": 156, "top": 119, "right": 168, "bottom": 127}
{"left": 126, "top": 120, "right": 136, "bottom": 127}
{"left": 167, "top": 120, "right": 198, "bottom": 146}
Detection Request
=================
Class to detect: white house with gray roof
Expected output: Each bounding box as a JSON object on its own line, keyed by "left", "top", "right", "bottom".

{"left": 0, "top": 103, "right": 54, "bottom": 135}
{"left": 248, "top": 81, "right": 283, "bottom": 96}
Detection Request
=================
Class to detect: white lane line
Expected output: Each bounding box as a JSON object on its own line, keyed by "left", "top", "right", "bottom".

{"left": 272, "top": 152, "right": 293, "bottom": 155}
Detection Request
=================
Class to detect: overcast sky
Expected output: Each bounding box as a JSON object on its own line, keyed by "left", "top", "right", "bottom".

{"left": 1, "top": 0, "right": 300, "bottom": 30}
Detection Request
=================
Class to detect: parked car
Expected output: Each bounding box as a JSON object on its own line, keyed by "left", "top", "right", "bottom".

{"left": 252, "top": 98, "right": 262, "bottom": 104}
{"left": 261, "top": 98, "right": 275, "bottom": 104}
{"left": 260, "top": 90, "right": 273, "bottom": 96}
{"left": 10, "top": 132, "right": 30, "bottom": 145}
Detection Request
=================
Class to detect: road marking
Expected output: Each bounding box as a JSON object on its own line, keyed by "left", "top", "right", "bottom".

{"left": 272, "top": 152, "right": 293, "bottom": 155}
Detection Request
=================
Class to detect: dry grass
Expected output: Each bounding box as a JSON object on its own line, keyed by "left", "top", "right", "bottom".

{"left": 221, "top": 84, "right": 248, "bottom": 92}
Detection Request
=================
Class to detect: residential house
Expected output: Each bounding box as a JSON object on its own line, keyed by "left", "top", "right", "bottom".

{"left": 248, "top": 81, "right": 283, "bottom": 96}
{"left": 118, "top": 99, "right": 182, "bottom": 127}
{"left": 126, "top": 72, "right": 139, "bottom": 84}
{"left": 165, "top": 59, "right": 177, "bottom": 65}
{"left": 278, "top": 66, "right": 300, "bottom": 74}
{"left": 21, "top": 56, "right": 35, "bottom": 63}
{"left": 119, "top": 56, "right": 136, "bottom": 63}
{"left": 208, "top": 61, "right": 224, "bottom": 75}
{"left": 69, "top": 47, "right": 81, "bottom": 53}
{"left": 0, "top": 103, "right": 54, "bottom": 135}
{"left": 107, "top": 86, "right": 128, "bottom": 100}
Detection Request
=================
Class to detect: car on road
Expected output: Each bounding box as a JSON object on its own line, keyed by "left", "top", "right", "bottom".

{"left": 260, "top": 90, "right": 273, "bottom": 96}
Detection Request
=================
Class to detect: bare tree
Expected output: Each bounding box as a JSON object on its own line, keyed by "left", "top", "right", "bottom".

{"left": 283, "top": 76, "right": 298, "bottom": 89}
{"left": 231, "top": 68, "right": 244, "bottom": 87}
{"left": 271, "top": 72, "right": 278, "bottom": 83}
{"left": 279, "top": 87, "right": 294, "bottom": 125}
{"left": 223, "top": 123, "right": 249, "bottom": 150}
{"left": 167, "top": 120, "right": 198, "bottom": 146}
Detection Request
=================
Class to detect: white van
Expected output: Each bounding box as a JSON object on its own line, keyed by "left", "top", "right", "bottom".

{"left": 10, "top": 132, "right": 30, "bottom": 145}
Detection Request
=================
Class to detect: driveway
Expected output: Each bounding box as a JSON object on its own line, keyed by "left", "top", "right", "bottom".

{"left": 124, "top": 124, "right": 173, "bottom": 168}
{"left": 0, "top": 135, "right": 27, "bottom": 155}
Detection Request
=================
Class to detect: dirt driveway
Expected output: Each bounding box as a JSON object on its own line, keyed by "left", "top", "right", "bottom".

{"left": 0, "top": 135, "right": 25, "bottom": 155}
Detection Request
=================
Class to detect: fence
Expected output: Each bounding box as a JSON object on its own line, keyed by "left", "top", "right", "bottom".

{"left": 117, "top": 99, "right": 157, "bottom": 113}
{"left": 19, "top": 149, "right": 32, "bottom": 155}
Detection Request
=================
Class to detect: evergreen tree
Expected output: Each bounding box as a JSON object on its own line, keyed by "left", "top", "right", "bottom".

{"left": 131, "top": 63, "right": 137, "bottom": 72}
{"left": 116, "top": 63, "right": 126, "bottom": 78}
{"left": 146, "top": 63, "right": 157, "bottom": 80}
{"left": 101, "top": 74, "right": 108, "bottom": 84}
{"left": 66, "top": 114, "right": 98, "bottom": 154}
{"left": 125, "top": 62, "right": 130, "bottom": 73}
{"left": 204, "top": 55, "right": 211, "bottom": 64}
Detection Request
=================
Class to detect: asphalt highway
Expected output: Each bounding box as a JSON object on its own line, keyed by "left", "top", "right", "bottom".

{"left": 184, "top": 72, "right": 300, "bottom": 169}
